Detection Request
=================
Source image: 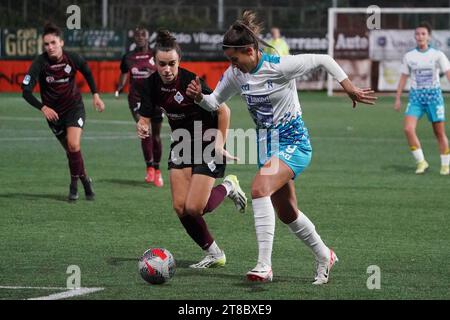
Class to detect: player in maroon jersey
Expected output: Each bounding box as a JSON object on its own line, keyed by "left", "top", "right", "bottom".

{"left": 136, "top": 30, "right": 247, "bottom": 268}
{"left": 22, "top": 22, "right": 105, "bottom": 201}
{"left": 116, "top": 26, "right": 164, "bottom": 187}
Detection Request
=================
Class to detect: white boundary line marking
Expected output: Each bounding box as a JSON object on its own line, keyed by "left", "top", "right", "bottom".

{"left": 0, "top": 286, "right": 104, "bottom": 300}
{"left": 0, "top": 116, "right": 169, "bottom": 127}
{"left": 0, "top": 134, "right": 169, "bottom": 142}
{"left": 28, "top": 288, "right": 104, "bottom": 300}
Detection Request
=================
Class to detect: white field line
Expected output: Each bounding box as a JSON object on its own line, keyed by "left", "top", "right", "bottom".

{"left": 27, "top": 287, "right": 104, "bottom": 300}
{"left": 0, "top": 286, "right": 104, "bottom": 300}
{"left": 0, "top": 134, "right": 169, "bottom": 142}
{"left": 0, "top": 116, "right": 169, "bottom": 127}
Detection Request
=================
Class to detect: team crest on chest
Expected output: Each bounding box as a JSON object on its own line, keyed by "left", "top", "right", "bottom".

{"left": 174, "top": 91, "right": 184, "bottom": 104}
{"left": 64, "top": 64, "right": 72, "bottom": 74}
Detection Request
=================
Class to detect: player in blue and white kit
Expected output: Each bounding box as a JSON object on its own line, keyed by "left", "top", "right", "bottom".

{"left": 395, "top": 22, "right": 450, "bottom": 175}
{"left": 187, "top": 11, "right": 376, "bottom": 285}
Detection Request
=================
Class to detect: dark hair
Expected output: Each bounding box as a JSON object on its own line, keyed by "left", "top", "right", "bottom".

{"left": 154, "top": 29, "right": 181, "bottom": 58}
{"left": 417, "top": 21, "right": 432, "bottom": 34}
{"left": 43, "top": 22, "right": 63, "bottom": 39}
{"left": 222, "top": 10, "right": 276, "bottom": 53}
{"left": 134, "top": 25, "right": 149, "bottom": 36}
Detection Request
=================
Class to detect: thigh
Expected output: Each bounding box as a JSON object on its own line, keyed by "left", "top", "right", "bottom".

{"left": 432, "top": 121, "right": 446, "bottom": 136}
{"left": 185, "top": 173, "right": 217, "bottom": 213}
{"left": 252, "top": 155, "right": 295, "bottom": 198}
{"left": 169, "top": 167, "right": 192, "bottom": 216}
{"left": 128, "top": 102, "right": 140, "bottom": 123}
{"left": 404, "top": 115, "right": 419, "bottom": 130}
{"left": 66, "top": 126, "right": 83, "bottom": 150}
{"left": 270, "top": 180, "right": 299, "bottom": 224}
{"left": 151, "top": 120, "right": 162, "bottom": 137}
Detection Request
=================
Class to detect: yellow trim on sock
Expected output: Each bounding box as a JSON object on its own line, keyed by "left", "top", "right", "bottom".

{"left": 410, "top": 146, "right": 418, "bottom": 151}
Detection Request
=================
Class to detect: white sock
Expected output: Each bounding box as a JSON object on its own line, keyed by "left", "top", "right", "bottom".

{"left": 411, "top": 148, "right": 425, "bottom": 163}
{"left": 287, "top": 211, "right": 329, "bottom": 261}
{"left": 206, "top": 241, "right": 222, "bottom": 256}
{"left": 252, "top": 197, "right": 275, "bottom": 267}
{"left": 221, "top": 180, "right": 232, "bottom": 196}
{"left": 440, "top": 154, "right": 450, "bottom": 166}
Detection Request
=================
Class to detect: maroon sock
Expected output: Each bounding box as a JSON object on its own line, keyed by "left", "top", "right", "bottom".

{"left": 152, "top": 136, "right": 162, "bottom": 166}
{"left": 67, "top": 151, "right": 83, "bottom": 185}
{"left": 141, "top": 136, "right": 153, "bottom": 167}
{"left": 179, "top": 215, "right": 214, "bottom": 250}
{"left": 203, "top": 185, "right": 227, "bottom": 215}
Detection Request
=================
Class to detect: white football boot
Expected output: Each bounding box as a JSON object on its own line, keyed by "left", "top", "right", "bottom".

{"left": 312, "top": 249, "right": 339, "bottom": 285}
{"left": 246, "top": 262, "right": 273, "bottom": 282}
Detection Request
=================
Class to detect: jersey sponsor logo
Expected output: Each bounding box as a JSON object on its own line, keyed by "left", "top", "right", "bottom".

{"left": 415, "top": 68, "right": 433, "bottom": 88}
{"left": 161, "top": 87, "right": 177, "bottom": 92}
{"left": 22, "top": 75, "right": 31, "bottom": 85}
{"left": 46, "top": 76, "right": 70, "bottom": 84}
{"left": 244, "top": 94, "right": 274, "bottom": 128}
{"left": 64, "top": 64, "right": 72, "bottom": 74}
{"left": 50, "top": 63, "right": 66, "bottom": 69}
{"left": 131, "top": 67, "right": 152, "bottom": 78}
{"left": 174, "top": 91, "right": 184, "bottom": 104}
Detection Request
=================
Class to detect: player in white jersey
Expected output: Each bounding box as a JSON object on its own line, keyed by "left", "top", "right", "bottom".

{"left": 187, "top": 11, "right": 376, "bottom": 285}
{"left": 395, "top": 22, "right": 450, "bottom": 175}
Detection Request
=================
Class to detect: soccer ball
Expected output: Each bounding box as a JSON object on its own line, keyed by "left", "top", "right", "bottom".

{"left": 138, "top": 248, "right": 176, "bottom": 284}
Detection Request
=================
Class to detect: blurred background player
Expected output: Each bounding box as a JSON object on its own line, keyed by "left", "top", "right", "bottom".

{"left": 264, "top": 27, "right": 290, "bottom": 56}
{"left": 137, "top": 30, "right": 247, "bottom": 268}
{"left": 394, "top": 22, "right": 450, "bottom": 175}
{"left": 187, "top": 11, "right": 376, "bottom": 284}
{"left": 116, "top": 26, "right": 164, "bottom": 186}
{"left": 22, "top": 22, "right": 105, "bottom": 201}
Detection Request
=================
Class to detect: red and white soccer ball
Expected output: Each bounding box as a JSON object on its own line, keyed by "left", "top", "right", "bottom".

{"left": 138, "top": 248, "right": 176, "bottom": 284}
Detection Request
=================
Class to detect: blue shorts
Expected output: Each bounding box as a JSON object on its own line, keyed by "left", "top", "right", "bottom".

{"left": 257, "top": 141, "right": 312, "bottom": 179}
{"left": 405, "top": 89, "right": 446, "bottom": 122}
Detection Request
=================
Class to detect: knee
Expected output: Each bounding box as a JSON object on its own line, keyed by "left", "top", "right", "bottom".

{"left": 404, "top": 125, "right": 415, "bottom": 136}
{"left": 251, "top": 184, "right": 271, "bottom": 199}
{"left": 184, "top": 203, "right": 203, "bottom": 217}
{"left": 173, "top": 204, "right": 184, "bottom": 217}
{"left": 67, "top": 143, "right": 80, "bottom": 153}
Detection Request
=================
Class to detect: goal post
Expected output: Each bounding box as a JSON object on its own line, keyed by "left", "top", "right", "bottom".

{"left": 327, "top": 7, "right": 450, "bottom": 96}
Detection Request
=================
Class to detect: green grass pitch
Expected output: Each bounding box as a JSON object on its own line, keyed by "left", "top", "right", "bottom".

{"left": 0, "top": 92, "right": 449, "bottom": 300}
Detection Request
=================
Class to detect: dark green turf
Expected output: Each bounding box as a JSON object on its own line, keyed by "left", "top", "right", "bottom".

{"left": 0, "top": 92, "right": 449, "bottom": 300}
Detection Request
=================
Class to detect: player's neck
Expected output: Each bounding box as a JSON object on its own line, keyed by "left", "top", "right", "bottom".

{"left": 137, "top": 46, "right": 149, "bottom": 53}
{"left": 417, "top": 44, "right": 429, "bottom": 52}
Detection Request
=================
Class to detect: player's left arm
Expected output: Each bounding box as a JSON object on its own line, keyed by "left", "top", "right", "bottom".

{"left": 70, "top": 52, "right": 105, "bottom": 112}
{"left": 438, "top": 51, "right": 450, "bottom": 83}
{"left": 215, "top": 103, "right": 238, "bottom": 161}
{"left": 280, "top": 54, "right": 376, "bottom": 107}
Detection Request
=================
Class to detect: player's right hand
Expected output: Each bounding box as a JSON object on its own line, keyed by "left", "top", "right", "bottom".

{"left": 186, "top": 76, "right": 203, "bottom": 103}
{"left": 136, "top": 119, "right": 150, "bottom": 139}
{"left": 41, "top": 106, "right": 59, "bottom": 122}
